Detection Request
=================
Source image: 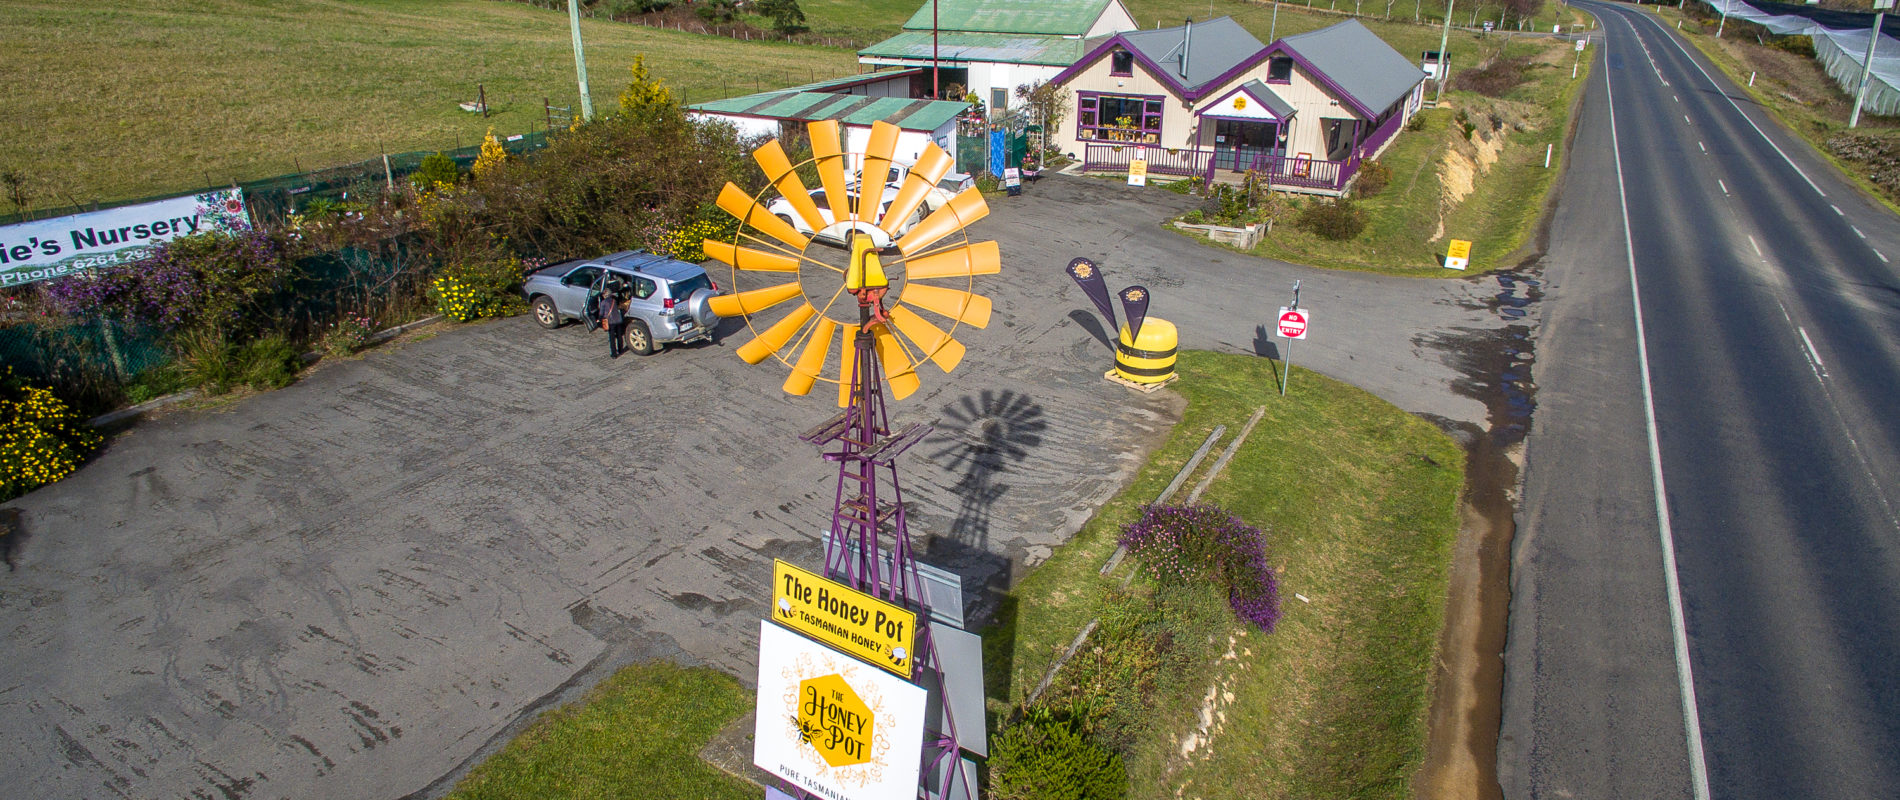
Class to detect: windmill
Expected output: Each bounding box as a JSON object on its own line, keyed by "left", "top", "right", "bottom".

{"left": 711, "top": 119, "right": 996, "bottom": 800}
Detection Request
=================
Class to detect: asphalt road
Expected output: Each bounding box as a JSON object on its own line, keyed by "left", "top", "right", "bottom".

{"left": 1504, "top": 4, "right": 1900, "bottom": 799}
{"left": 0, "top": 174, "right": 1515, "bottom": 799}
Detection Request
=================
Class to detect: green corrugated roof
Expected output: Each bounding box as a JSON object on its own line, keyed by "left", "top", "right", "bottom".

{"left": 688, "top": 91, "right": 968, "bottom": 132}
{"left": 901, "top": 0, "right": 1111, "bottom": 36}
{"left": 859, "top": 31, "right": 1085, "bottom": 67}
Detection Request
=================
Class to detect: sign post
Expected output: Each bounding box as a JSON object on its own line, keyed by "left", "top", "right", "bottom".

{"left": 1275, "top": 281, "right": 1307, "bottom": 397}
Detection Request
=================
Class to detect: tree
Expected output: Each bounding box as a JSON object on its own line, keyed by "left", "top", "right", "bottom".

{"left": 757, "top": 0, "right": 806, "bottom": 35}
{"left": 617, "top": 54, "right": 679, "bottom": 123}
{"left": 1015, "top": 81, "right": 1072, "bottom": 154}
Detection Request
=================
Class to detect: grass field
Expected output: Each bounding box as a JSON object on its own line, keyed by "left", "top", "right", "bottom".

{"left": 443, "top": 660, "right": 755, "bottom": 800}
{"left": 993, "top": 351, "right": 1465, "bottom": 799}
{"left": 0, "top": 0, "right": 859, "bottom": 208}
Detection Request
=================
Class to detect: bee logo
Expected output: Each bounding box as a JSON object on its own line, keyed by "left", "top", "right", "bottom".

{"left": 889, "top": 646, "right": 908, "bottom": 667}
{"left": 777, "top": 597, "right": 795, "bottom": 619}
{"left": 795, "top": 714, "right": 823, "bottom": 747}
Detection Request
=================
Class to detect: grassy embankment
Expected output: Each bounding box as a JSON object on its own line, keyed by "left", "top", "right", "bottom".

{"left": 992, "top": 352, "right": 1465, "bottom": 798}
{"left": 0, "top": 0, "right": 859, "bottom": 207}
{"left": 1237, "top": 26, "right": 1593, "bottom": 276}
{"left": 435, "top": 354, "right": 1463, "bottom": 799}
{"left": 1652, "top": 4, "right": 1900, "bottom": 212}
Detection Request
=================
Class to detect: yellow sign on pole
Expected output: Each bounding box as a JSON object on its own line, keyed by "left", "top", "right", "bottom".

{"left": 772, "top": 560, "right": 917, "bottom": 677}
{"left": 1128, "top": 158, "right": 1149, "bottom": 187}
{"left": 1445, "top": 239, "right": 1473, "bottom": 270}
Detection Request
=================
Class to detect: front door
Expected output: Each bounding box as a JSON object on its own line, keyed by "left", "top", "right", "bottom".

{"left": 1212, "top": 119, "right": 1280, "bottom": 171}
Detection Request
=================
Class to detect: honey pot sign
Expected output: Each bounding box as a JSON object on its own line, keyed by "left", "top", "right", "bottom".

{"left": 772, "top": 560, "right": 917, "bottom": 677}
{"left": 754, "top": 622, "right": 928, "bottom": 800}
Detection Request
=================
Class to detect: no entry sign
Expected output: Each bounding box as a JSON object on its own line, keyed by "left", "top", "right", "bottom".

{"left": 1277, "top": 307, "right": 1308, "bottom": 340}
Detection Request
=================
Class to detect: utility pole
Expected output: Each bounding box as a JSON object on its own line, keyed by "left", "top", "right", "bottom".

{"left": 1850, "top": 0, "right": 1893, "bottom": 128}
{"left": 933, "top": 0, "right": 940, "bottom": 99}
{"left": 568, "top": 0, "right": 594, "bottom": 120}
{"left": 1435, "top": 0, "right": 1455, "bottom": 107}
{"left": 1271, "top": 0, "right": 1281, "bottom": 41}
{"left": 1716, "top": 0, "right": 1728, "bottom": 38}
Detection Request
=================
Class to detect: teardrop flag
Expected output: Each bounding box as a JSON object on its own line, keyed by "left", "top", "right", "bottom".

{"left": 1066, "top": 257, "right": 1118, "bottom": 331}
{"left": 1119, "top": 285, "right": 1150, "bottom": 341}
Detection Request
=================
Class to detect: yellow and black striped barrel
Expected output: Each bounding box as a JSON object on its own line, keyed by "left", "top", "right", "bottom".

{"left": 1114, "top": 318, "right": 1177, "bottom": 384}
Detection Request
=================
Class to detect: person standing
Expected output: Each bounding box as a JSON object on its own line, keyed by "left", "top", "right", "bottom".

{"left": 599, "top": 283, "right": 626, "bottom": 358}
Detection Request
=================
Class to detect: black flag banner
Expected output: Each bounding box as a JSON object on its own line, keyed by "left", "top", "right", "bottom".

{"left": 1119, "top": 285, "right": 1150, "bottom": 341}
{"left": 1066, "top": 257, "right": 1118, "bottom": 331}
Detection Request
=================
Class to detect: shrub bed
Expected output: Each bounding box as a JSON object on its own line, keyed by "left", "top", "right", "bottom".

{"left": 1, "top": 367, "right": 100, "bottom": 502}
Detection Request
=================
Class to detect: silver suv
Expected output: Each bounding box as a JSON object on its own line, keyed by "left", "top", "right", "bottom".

{"left": 522, "top": 251, "right": 720, "bottom": 355}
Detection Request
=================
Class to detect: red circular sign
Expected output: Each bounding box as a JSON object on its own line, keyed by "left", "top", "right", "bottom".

{"left": 1277, "top": 309, "right": 1307, "bottom": 338}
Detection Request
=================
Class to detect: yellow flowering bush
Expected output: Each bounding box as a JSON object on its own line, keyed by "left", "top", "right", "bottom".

{"left": 651, "top": 218, "right": 731, "bottom": 263}
{"left": 472, "top": 128, "right": 508, "bottom": 179}
{"left": 430, "top": 256, "right": 527, "bottom": 322}
{"left": 1, "top": 367, "right": 101, "bottom": 502}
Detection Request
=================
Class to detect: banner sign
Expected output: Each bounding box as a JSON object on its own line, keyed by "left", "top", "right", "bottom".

{"left": 754, "top": 621, "right": 927, "bottom": 800}
{"left": 1445, "top": 239, "right": 1473, "bottom": 271}
{"left": 773, "top": 559, "right": 917, "bottom": 677}
{"left": 1118, "top": 285, "right": 1150, "bottom": 341}
{"left": 0, "top": 188, "right": 252, "bottom": 288}
{"left": 1066, "top": 257, "right": 1117, "bottom": 331}
{"left": 1127, "top": 158, "right": 1149, "bottom": 187}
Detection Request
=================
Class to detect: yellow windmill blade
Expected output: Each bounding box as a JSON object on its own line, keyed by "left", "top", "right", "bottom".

{"left": 709, "top": 282, "right": 803, "bottom": 318}
{"left": 836, "top": 323, "right": 861, "bottom": 408}
{"left": 736, "top": 302, "right": 818, "bottom": 365}
{"left": 873, "top": 327, "right": 921, "bottom": 401}
{"left": 900, "top": 283, "right": 992, "bottom": 328}
{"left": 703, "top": 240, "right": 800, "bottom": 273}
{"left": 879, "top": 145, "right": 954, "bottom": 236}
{"left": 808, "top": 120, "right": 856, "bottom": 227}
{"left": 753, "top": 139, "right": 827, "bottom": 232}
{"left": 783, "top": 317, "right": 839, "bottom": 396}
{"left": 896, "top": 188, "right": 989, "bottom": 255}
{"left": 902, "top": 241, "right": 1000, "bottom": 280}
{"left": 717, "top": 183, "right": 808, "bottom": 249}
{"left": 858, "top": 121, "right": 902, "bottom": 225}
{"left": 888, "top": 305, "right": 966, "bottom": 373}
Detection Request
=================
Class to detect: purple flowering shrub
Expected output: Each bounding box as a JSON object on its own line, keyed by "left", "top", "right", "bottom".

{"left": 43, "top": 230, "right": 308, "bottom": 339}
{"left": 1120, "top": 503, "right": 1282, "bottom": 633}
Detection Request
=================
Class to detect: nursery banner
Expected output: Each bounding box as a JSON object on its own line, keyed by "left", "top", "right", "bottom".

{"left": 753, "top": 621, "right": 927, "bottom": 800}
{"left": 0, "top": 189, "right": 252, "bottom": 288}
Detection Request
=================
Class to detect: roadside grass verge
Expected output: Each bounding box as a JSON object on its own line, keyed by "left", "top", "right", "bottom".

{"left": 0, "top": 0, "right": 859, "bottom": 207}
{"left": 444, "top": 660, "right": 754, "bottom": 800}
{"left": 1238, "top": 35, "right": 1589, "bottom": 276}
{"left": 993, "top": 350, "right": 1466, "bottom": 799}
{"left": 1655, "top": 6, "right": 1900, "bottom": 213}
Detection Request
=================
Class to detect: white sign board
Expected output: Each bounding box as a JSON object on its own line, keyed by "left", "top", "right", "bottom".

{"left": 1576, "top": 37, "right": 1587, "bottom": 51}
{"left": 1277, "top": 307, "right": 1308, "bottom": 340}
{"left": 0, "top": 188, "right": 251, "bottom": 288}
{"left": 1127, "top": 158, "right": 1149, "bottom": 187}
{"left": 754, "top": 621, "right": 927, "bottom": 800}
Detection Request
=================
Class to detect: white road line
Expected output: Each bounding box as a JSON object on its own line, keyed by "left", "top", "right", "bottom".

{"left": 1853, "top": 226, "right": 1866, "bottom": 239}
{"left": 1719, "top": 180, "right": 1729, "bottom": 195}
{"left": 1634, "top": 10, "right": 1826, "bottom": 198}
{"left": 1698, "top": 141, "right": 1706, "bottom": 153}
{"left": 1674, "top": 94, "right": 1680, "bottom": 101}
{"left": 1878, "top": 251, "right": 1890, "bottom": 263}
{"left": 1799, "top": 327, "right": 1828, "bottom": 378}
{"left": 1602, "top": 30, "right": 1715, "bottom": 800}
{"left": 1685, "top": 114, "right": 1693, "bottom": 124}
{"left": 1749, "top": 235, "right": 1762, "bottom": 257}
{"left": 1833, "top": 205, "right": 1845, "bottom": 215}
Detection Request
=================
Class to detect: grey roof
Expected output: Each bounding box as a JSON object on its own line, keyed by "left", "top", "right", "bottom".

{"left": 1235, "top": 80, "right": 1296, "bottom": 119}
{"left": 1120, "top": 17, "right": 1264, "bottom": 93}
{"left": 900, "top": 0, "right": 1115, "bottom": 36}
{"left": 1279, "top": 19, "right": 1425, "bottom": 112}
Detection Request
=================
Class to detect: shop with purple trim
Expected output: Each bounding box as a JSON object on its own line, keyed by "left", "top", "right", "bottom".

{"left": 1048, "top": 17, "right": 1426, "bottom": 194}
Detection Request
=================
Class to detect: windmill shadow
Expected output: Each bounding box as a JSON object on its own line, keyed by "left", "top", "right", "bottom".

{"left": 924, "top": 390, "right": 1048, "bottom": 554}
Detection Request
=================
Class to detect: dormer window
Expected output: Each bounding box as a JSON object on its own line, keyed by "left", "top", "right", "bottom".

{"left": 1267, "top": 56, "right": 1293, "bottom": 83}
{"left": 1111, "top": 49, "right": 1134, "bottom": 77}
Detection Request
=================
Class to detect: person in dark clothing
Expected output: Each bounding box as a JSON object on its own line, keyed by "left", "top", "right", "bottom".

{"left": 599, "top": 284, "right": 627, "bottom": 357}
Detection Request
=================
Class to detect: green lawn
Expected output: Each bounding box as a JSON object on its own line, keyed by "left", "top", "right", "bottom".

{"left": 995, "top": 351, "right": 1466, "bottom": 799}
{"left": 0, "top": 0, "right": 860, "bottom": 207}
{"left": 444, "top": 660, "right": 755, "bottom": 800}
{"left": 1228, "top": 34, "right": 1589, "bottom": 275}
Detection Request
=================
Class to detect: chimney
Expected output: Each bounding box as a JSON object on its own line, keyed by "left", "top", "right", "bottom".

{"left": 1181, "top": 18, "right": 1192, "bottom": 78}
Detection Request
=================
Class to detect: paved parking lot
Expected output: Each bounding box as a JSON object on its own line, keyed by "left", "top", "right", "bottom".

{"left": 0, "top": 174, "right": 1511, "bottom": 799}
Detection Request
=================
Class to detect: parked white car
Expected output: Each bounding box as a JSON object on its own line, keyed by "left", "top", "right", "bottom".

{"left": 766, "top": 184, "right": 920, "bottom": 247}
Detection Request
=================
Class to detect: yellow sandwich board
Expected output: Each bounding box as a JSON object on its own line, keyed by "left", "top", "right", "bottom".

{"left": 772, "top": 559, "right": 917, "bottom": 677}
{"left": 1445, "top": 239, "right": 1473, "bottom": 270}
